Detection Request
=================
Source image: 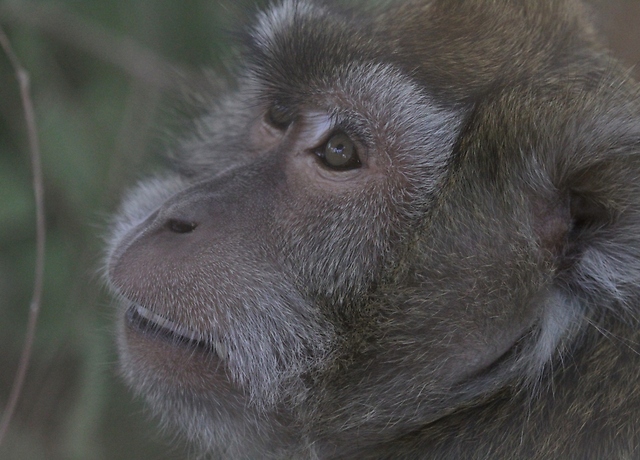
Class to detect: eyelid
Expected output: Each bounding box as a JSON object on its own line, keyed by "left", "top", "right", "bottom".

{"left": 266, "top": 103, "right": 294, "bottom": 130}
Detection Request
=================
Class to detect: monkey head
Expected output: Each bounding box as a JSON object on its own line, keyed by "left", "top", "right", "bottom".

{"left": 105, "top": 0, "right": 640, "bottom": 457}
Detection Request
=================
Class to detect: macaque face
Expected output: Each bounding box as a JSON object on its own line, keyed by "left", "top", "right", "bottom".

{"left": 105, "top": 0, "right": 640, "bottom": 457}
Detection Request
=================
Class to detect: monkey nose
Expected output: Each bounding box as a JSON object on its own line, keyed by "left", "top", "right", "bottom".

{"left": 153, "top": 197, "right": 204, "bottom": 234}
{"left": 165, "top": 218, "right": 198, "bottom": 234}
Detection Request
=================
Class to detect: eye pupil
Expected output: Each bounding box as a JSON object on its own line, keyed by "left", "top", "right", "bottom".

{"left": 323, "top": 132, "right": 360, "bottom": 169}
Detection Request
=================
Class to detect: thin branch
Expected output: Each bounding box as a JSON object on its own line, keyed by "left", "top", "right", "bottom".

{"left": 0, "top": 26, "right": 46, "bottom": 446}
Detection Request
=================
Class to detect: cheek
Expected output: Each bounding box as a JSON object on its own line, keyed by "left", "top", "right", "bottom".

{"left": 271, "top": 185, "right": 402, "bottom": 301}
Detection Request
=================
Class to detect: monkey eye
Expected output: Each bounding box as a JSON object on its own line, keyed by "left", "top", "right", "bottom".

{"left": 317, "top": 131, "right": 361, "bottom": 170}
{"left": 266, "top": 103, "right": 293, "bottom": 130}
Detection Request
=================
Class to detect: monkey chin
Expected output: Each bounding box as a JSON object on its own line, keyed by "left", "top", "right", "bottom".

{"left": 117, "top": 301, "right": 302, "bottom": 456}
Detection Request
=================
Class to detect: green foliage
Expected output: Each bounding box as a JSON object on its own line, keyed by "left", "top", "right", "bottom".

{"left": 0, "top": 1, "right": 262, "bottom": 458}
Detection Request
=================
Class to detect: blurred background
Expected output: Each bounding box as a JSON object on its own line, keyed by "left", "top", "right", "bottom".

{"left": 0, "top": 1, "right": 638, "bottom": 459}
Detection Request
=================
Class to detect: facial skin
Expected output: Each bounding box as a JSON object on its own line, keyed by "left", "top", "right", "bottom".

{"left": 106, "top": 1, "right": 640, "bottom": 458}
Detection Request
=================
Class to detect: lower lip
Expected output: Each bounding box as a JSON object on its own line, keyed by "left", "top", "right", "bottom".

{"left": 125, "top": 305, "right": 212, "bottom": 352}
{"left": 121, "top": 308, "right": 235, "bottom": 394}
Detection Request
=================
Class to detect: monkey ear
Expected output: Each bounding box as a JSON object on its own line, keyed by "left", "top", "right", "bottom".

{"left": 549, "top": 102, "right": 640, "bottom": 320}
{"left": 531, "top": 194, "right": 572, "bottom": 262}
{"left": 519, "top": 113, "right": 640, "bottom": 380}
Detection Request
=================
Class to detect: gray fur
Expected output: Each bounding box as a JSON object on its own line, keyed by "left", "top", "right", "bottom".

{"left": 106, "top": 0, "right": 640, "bottom": 458}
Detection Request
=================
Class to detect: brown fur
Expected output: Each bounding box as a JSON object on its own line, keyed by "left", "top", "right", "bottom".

{"left": 106, "top": 1, "right": 640, "bottom": 458}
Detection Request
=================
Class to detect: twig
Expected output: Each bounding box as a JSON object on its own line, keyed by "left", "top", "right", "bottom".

{"left": 0, "top": 26, "right": 46, "bottom": 446}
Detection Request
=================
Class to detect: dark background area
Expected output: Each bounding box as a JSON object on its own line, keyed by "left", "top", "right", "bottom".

{"left": 0, "top": 1, "right": 638, "bottom": 459}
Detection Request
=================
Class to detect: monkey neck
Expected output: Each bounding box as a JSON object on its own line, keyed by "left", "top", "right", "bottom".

{"left": 356, "top": 318, "right": 640, "bottom": 458}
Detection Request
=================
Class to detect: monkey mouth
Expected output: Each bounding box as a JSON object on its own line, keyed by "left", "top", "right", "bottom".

{"left": 126, "top": 304, "right": 228, "bottom": 358}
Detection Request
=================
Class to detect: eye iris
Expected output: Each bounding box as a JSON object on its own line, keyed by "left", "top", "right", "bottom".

{"left": 325, "top": 133, "right": 358, "bottom": 168}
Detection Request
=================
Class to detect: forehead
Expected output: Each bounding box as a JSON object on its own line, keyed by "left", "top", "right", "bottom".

{"left": 248, "top": 2, "right": 445, "bottom": 132}
{"left": 247, "top": 0, "right": 384, "bottom": 91}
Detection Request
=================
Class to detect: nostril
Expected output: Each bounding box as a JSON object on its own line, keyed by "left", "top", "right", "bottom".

{"left": 166, "top": 218, "right": 198, "bottom": 234}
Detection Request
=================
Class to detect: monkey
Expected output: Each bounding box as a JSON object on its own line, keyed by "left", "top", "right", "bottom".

{"left": 105, "top": 0, "right": 640, "bottom": 458}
